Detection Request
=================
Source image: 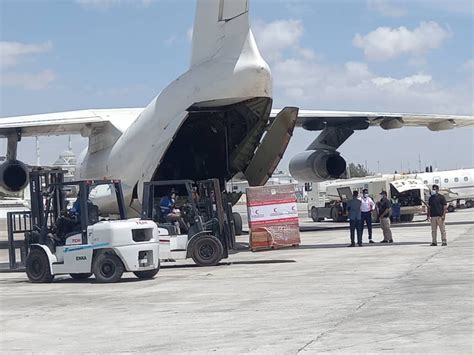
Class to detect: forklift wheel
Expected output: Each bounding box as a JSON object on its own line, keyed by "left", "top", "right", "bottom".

{"left": 70, "top": 273, "right": 92, "bottom": 280}
{"left": 26, "top": 249, "right": 54, "bottom": 283}
{"left": 92, "top": 253, "right": 124, "bottom": 283}
{"left": 191, "top": 235, "right": 224, "bottom": 266}
{"left": 133, "top": 268, "right": 159, "bottom": 279}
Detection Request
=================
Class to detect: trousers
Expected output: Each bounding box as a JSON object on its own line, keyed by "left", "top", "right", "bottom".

{"left": 361, "top": 211, "right": 373, "bottom": 240}
{"left": 380, "top": 217, "right": 393, "bottom": 242}
{"left": 349, "top": 219, "right": 362, "bottom": 245}
{"left": 431, "top": 216, "right": 447, "bottom": 243}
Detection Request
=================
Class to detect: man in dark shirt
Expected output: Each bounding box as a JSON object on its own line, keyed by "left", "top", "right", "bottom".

{"left": 428, "top": 184, "right": 447, "bottom": 246}
{"left": 378, "top": 191, "right": 393, "bottom": 243}
{"left": 347, "top": 190, "right": 362, "bottom": 247}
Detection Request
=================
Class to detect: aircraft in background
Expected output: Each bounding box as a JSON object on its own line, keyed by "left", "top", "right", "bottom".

{"left": 1, "top": 0, "right": 473, "bottom": 215}
{"left": 406, "top": 168, "right": 474, "bottom": 208}
{"left": 287, "top": 110, "right": 473, "bottom": 182}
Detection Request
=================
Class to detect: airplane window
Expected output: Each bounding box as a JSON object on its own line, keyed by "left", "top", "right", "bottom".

{"left": 424, "top": 180, "right": 428, "bottom": 184}
{"left": 444, "top": 178, "right": 448, "bottom": 183}
{"left": 455, "top": 177, "right": 459, "bottom": 182}
{"left": 434, "top": 179, "right": 439, "bottom": 184}
{"left": 464, "top": 177, "right": 469, "bottom": 181}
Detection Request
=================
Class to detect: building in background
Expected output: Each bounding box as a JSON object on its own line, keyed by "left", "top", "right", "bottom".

{"left": 52, "top": 136, "right": 76, "bottom": 182}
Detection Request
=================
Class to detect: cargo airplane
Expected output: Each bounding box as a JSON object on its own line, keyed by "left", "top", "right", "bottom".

{"left": 1, "top": 0, "right": 473, "bottom": 215}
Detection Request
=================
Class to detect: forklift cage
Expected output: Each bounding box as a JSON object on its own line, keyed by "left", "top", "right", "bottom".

{"left": 37, "top": 179, "right": 127, "bottom": 245}
{"left": 141, "top": 178, "right": 236, "bottom": 256}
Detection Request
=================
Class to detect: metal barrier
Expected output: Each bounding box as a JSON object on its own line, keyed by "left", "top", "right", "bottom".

{"left": 5, "top": 211, "right": 32, "bottom": 270}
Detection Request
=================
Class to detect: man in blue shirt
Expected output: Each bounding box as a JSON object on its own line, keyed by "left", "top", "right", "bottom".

{"left": 159, "top": 191, "right": 187, "bottom": 233}
{"left": 347, "top": 190, "right": 362, "bottom": 247}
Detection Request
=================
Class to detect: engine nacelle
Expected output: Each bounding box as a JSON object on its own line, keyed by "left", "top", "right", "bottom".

{"left": 289, "top": 150, "right": 347, "bottom": 182}
{"left": 0, "top": 160, "right": 29, "bottom": 192}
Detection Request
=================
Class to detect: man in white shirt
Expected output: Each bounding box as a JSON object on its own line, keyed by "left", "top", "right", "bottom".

{"left": 360, "top": 188, "right": 375, "bottom": 244}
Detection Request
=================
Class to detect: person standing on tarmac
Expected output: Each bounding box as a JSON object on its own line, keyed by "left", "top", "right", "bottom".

{"left": 428, "top": 184, "right": 448, "bottom": 246}
{"left": 347, "top": 190, "right": 362, "bottom": 247}
{"left": 391, "top": 195, "right": 401, "bottom": 223}
{"left": 378, "top": 191, "right": 393, "bottom": 243}
{"left": 360, "top": 188, "right": 376, "bottom": 243}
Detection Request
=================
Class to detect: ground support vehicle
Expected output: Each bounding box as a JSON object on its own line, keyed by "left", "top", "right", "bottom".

{"left": 141, "top": 179, "right": 236, "bottom": 266}
{"left": 308, "top": 177, "right": 428, "bottom": 222}
{"left": 25, "top": 178, "right": 160, "bottom": 283}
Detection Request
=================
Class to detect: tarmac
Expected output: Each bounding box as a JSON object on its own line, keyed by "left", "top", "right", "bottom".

{"left": 0, "top": 209, "right": 473, "bottom": 353}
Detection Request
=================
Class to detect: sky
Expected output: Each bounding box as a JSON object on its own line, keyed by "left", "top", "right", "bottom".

{"left": 0, "top": 0, "right": 473, "bottom": 175}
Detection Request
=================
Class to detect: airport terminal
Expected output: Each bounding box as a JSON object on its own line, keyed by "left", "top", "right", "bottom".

{"left": 1, "top": 0, "right": 473, "bottom": 353}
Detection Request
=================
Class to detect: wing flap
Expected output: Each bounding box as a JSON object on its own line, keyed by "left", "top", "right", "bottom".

{"left": 270, "top": 109, "right": 474, "bottom": 131}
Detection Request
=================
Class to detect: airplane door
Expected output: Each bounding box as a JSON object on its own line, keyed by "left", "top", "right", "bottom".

{"left": 244, "top": 107, "right": 298, "bottom": 186}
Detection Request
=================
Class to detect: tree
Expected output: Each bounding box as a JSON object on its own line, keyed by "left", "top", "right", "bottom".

{"left": 348, "top": 163, "right": 372, "bottom": 178}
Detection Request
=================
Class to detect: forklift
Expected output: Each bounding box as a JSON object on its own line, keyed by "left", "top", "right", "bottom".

{"left": 141, "top": 178, "right": 236, "bottom": 266}
{"left": 25, "top": 177, "right": 160, "bottom": 283}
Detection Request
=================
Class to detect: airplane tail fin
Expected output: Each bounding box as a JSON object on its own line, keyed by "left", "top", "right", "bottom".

{"left": 190, "top": 0, "right": 250, "bottom": 67}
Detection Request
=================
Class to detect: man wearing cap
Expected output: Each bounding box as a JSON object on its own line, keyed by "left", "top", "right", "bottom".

{"left": 428, "top": 184, "right": 447, "bottom": 246}
{"left": 360, "top": 188, "right": 376, "bottom": 243}
{"left": 378, "top": 191, "right": 393, "bottom": 243}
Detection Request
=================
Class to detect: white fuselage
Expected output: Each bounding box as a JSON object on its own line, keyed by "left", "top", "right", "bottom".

{"left": 75, "top": 8, "right": 271, "bottom": 213}
{"left": 403, "top": 169, "right": 474, "bottom": 201}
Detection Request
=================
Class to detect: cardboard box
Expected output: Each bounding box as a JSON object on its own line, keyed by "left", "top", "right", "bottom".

{"left": 246, "top": 184, "right": 301, "bottom": 251}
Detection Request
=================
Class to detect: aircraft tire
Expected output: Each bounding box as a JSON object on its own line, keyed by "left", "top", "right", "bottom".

{"left": 70, "top": 273, "right": 92, "bottom": 280}
{"left": 232, "top": 212, "right": 243, "bottom": 236}
{"left": 134, "top": 268, "right": 159, "bottom": 279}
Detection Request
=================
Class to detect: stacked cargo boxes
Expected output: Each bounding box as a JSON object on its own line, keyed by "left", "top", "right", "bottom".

{"left": 246, "top": 184, "right": 301, "bottom": 251}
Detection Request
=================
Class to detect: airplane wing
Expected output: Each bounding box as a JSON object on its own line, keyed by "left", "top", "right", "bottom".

{"left": 0, "top": 108, "right": 143, "bottom": 138}
{"left": 271, "top": 109, "right": 474, "bottom": 131}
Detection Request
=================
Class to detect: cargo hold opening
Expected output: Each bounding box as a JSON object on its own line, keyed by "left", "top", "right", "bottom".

{"left": 152, "top": 97, "right": 272, "bottom": 184}
{"left": 390, "top": 184, "right": 423, "bottom": 206}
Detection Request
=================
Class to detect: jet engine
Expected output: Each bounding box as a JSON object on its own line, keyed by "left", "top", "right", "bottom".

{"left": 289, "top": 150, "right": 346, "bottom": 182}
{"left": 0, "top": 160, "right": 29, "bottom": 192}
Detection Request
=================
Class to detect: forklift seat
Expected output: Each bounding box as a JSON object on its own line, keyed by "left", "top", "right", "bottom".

{"left": 87, "top": 203, "right": 99, "bottom": 225}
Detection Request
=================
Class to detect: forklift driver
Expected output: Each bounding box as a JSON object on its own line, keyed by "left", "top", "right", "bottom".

{"left": 55, "top": 207, "right": 80, "bottom": 241}
{"left": 159, "top": 190, "right": 188, "bottom": 233}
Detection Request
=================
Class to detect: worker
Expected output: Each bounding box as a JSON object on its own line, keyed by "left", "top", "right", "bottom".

{"left": 391, "top": 195, "right": 401, "bottom": 223}
{"left": 428, "top": 184, "right": 447, "bottom": 246}
{"left": 347, "top": 190, "right": 362, "bottom": 247}
{"left": 360, "top": 188, "right": 375, "bottom": 243}
{"left": 378, "top": 191, "right": 393, "bottom": 243}
{"left": 160, "top": 190, "right": 187, "bottom": 233}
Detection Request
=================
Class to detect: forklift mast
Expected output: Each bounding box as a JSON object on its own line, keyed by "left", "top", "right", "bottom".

{"left": 29, "top": 167, "right": 66, "bottom": 229}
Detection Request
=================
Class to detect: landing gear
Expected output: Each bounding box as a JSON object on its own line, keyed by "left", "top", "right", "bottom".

{"left": 70, "top": 273, "right": 92, "bottom": 280}
{"left": 232, "top": 212, "right": 243, "bottom": 236}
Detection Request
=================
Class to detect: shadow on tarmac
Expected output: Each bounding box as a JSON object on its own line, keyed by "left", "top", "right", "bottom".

{"left": 294, "top": 241, "right": 429, "bottom": 249}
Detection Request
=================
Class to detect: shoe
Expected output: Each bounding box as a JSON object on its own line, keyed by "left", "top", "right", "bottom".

{"left": 389, "top": 240, "right": 394, "bottom": 243}
{"left": 358, "top": 243, "right": 363, "bottom": 247}
{"left": 369, "top": 240, "right": 375, "bottom": 244}
{"left": 380, "top": 240, "right": 388, "bottom": 243}
{"left": 430, "top": 243, "right": 437, "bottom": 246}
{"left": 348, "top": 243, "right": 355, "bottom": 247}
{"left": 442, "top": 242, "right": 447, "bottom": 246}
